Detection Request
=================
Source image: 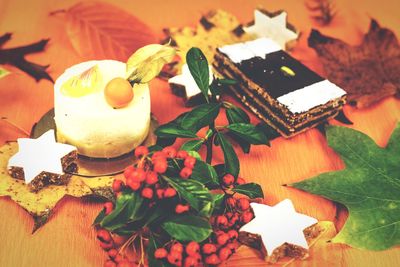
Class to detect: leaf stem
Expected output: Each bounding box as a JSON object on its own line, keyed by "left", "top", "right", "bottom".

{"left": 205, "top": 123, "right": 215, "bottom": 164}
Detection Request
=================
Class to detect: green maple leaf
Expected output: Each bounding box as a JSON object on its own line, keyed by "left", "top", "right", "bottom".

{"left": 290, "top": 124, "right": 400, "bottom": 250}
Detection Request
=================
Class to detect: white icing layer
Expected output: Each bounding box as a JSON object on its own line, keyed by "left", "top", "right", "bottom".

{"left": 277, "top": 80, "right": 346, "bottom": 113}
{"left": 240, "top": 199, "right": 318, "bottom": 256}
{"left": 54, "top": 60, "right": 150, "bottom": 158}
{"left": 7, "top": 130, "right": 76, "bottom": 183}
{"left": 168, "top": 64, "right": 214, "bottom": 98}
{"left": 218, "top": 38, "right": 281, "bottom": 63}
{"left": 244, "top": 10, "right": 299, "bottom": 50}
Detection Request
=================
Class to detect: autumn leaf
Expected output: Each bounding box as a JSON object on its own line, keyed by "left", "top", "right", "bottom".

{"left": 0, "top": 142, "right": 113, "bottom": 233}
{"left": 163, "top": 9, "right": 251, "bottom": 77}
{"left": 58, "top": 1, "right": 157, "bottom": 61}
{"left": 308, "top": 19, "right": 400, "bottom": 107}
{"left": 0, "top": 33, "right": 52, "bottom": 82}
{"left": 290, "top": 124, "right": 400, "bottom": 250}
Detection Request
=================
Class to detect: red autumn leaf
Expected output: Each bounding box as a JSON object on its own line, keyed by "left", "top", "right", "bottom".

{"left": 308, "top": 19, "right": 400, "bottom": 108}
{"left": 64, "top": 1, "right": 157, "bottom": 61}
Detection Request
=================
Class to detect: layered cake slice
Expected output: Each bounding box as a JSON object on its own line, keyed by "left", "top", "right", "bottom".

{"left": 214, "top": 38, "right": 347, "bottom": 137}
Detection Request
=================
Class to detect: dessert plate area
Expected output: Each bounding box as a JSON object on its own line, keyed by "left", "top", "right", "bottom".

{"left": 31, "top": 109, "right": 158, "bottom": 177}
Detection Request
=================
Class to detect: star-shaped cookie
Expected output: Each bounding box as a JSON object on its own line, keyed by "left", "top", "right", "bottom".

{"left": 239, "top": 199, "right": 317, "bottom": 260}
{"left": 244, "top": 9, "right": 299, "bottom": 50}
{"left": 7, "top": 130, "right": 77, "bottom": 192}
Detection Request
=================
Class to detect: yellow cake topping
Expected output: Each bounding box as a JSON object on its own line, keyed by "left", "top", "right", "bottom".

{"left": 60, "top": 65, "right": 102, "bottom": 97}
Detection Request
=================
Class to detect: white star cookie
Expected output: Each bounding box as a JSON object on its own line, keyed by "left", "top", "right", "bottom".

{"left": 7, "top": 130, "right": 77, "bottom": 191}
{"left": 169, "top": 63, "right": 214, "bottom": 106}
{"left": 239, "top": 199, "right": 317, "bottom": 260}
{"left": 244, "top": 10, "right": 299, "bottom": 50}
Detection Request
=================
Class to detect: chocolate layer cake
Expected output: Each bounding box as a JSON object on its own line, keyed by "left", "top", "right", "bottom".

{"left": 214, "top": 38, "right": 347, "bottom": 137}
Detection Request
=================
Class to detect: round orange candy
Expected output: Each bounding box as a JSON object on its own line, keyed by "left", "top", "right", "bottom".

{"left": 104, "top": 77, "right": 134, "bottom": 108}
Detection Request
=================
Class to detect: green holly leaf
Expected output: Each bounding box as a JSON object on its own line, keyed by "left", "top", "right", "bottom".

{"left": 0, "top": 67, "right": 10, "bottom": 79}
{"left": 163, "top": 176, "right": 213, "bottom": 216}
{"left": 155, "top": 123, "right": 197, "bottom": 138}
{"left": 186, "top": 47, "right": 210, "bottom": 102}
{"left": 181, "top": 103, "right": 220, "bottom": 131}
{"left": 290, "top": 124, "right": 400, "bottom": 250}
{"left": 232, "top": 183, "right": 264, "bottom": 199}
{"left": 191, "top": 160, "right": 219, "bottom": 188}
{"left": 162, "top": 215, "right": 212, "bottom": 242}
{"left": 180, "top": 139, "right": 203, "bottom": 152}
{"left": 216, "top": 132, "right": 239, "bottom": 177}
{"left": 226, "top": 106, "right": 250, "bottom": 124}
{"left": 227, "top": 123, "right": 268, "bottom": 145}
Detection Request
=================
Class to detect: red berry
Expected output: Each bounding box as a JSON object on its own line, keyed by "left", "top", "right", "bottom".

{"left": 226, "top": 197, "right": 236, "bottom": 208}
{"left": 222, "top": 174, "right": 235, "bottom": 186}
{"left": 241, "top": 211, "right": 254, "bottom": 223}
{"left": 154, "top": 248, "right": 168, "bottom": 259}
{"left": 152, "top": 151, "right": 166, "bottom": 161}
{"left": 134, "top": 146, "right": 149, "bottom": 158}
{"left": 123, "top": 166, "right": 135, "bottom": 179}
{"left": 104, "top": 260, "right": 117, "bottom": 267}
{"left": 184, "top": 156, "right": 196, "bottom": 169}
{"left": 97, "top": 229, "right": 112, "bottom": 243}
{"left": 237, "top": 198, "right": 250, "bottom": 211}
{"left": 175, "top": 204, "right": 190, "bottom": 214}
{"left": 184, "top": 256, "right": 198, "bottom": 267}
{"left": 227, "top": 230, "right": 238, "bottom": 240}
{"left": 171, "top": 242, "right": 184, "bottom": 253}
{"left": 108, "top": 249, "right": 118, "bottom": 259}
{"left": 185, "top": 241, "right": 200, "bottom": 256}
{"left": 167, "top": 251, "right": 182, "bottom": 265}
{"left": 130, "top": 168, "right": 146, "bottom": 182}
{"left": 126, "top": 179, "right": 141, "bottom": 191}
{"left": 163, "top": 188, "right": 177, "bottom": 198}
{"left": 202, "top": 243, "right": 217, "bottom": 255}
{"left": 179, "top": 167, "right": 192, "bottom": 179}
{"left": 104, "top": 202, "right": 114, "bottom": 215}
{"left": 226, "top": 242, "right": 239, "bottom": 252}
{"left": 217, "top": 233, "right": 230, "bottom": 246}
{"left": 218, "top": 247, "right": 232, "bottom": 261}
{"left": 236, "top": 177, "right": 246, "bottom": 185}
{"left": 176, "top": 150, "right": 189, "bottom": 159}
{"left": 205, "top": 254, "right": 221, "bottom": 265}
{"left": 112, "top": 179, "right": 124, "bottom": 193}
{"left": 162, "top": 146, "right": 177, "bottom": 158}
{"left": 156, "top": 188, "right": 165, "bottom": 199}
{"left": 141, "top": 187, "right": 154, "bottom": 199}
{"left": 216, "top": 215, "right": 228, "bottom": 227}
{"left": 145, "top": 171, "right": 158, "bottom": 185}
{"left": 99, "top": 240, "right": 114, "bottom": 250}
{"left": 153, "top": 159, "right": 168, "bottom": 174}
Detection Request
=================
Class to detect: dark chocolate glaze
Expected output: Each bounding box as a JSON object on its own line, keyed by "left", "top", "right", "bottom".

{"left": 234, "top": 50, "right": 323, "bottom": 98}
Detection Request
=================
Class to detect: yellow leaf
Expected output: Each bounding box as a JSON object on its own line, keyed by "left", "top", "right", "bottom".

{"left": 0, "top": 142, "right": 113, "bottom": 232}
{"left": 126, "top": 44, "right": 176, "bottom": 83}
{"left": 164, "top": 9, "right": 252, "bottom": 76}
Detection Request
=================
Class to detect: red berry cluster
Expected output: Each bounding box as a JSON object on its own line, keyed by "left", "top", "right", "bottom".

{"left": 97, "top": 229, "right": 134, "bottom": 267}
{"left": 105, "top": 146, "right": 197, "bottom": 215}
{"left": 220, "top": 173, "right": 246, "bottom": 188}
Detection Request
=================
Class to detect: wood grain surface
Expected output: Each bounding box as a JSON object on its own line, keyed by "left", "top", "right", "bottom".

{"left": 0, "top": 0, "right": 399, "bottom": 266}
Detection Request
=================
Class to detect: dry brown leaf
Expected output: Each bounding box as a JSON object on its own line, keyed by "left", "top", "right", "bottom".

{"left": 63, "top": 1, "right": 157, "bottom": 61}
{"left": 163, "top": 9, "right": 252, "bottom": 77}
{"left": 0, "top": 142, "right": 114, "bottom": 233}
{"left": 223, "top": 221, "right": 342, "bottom": 266}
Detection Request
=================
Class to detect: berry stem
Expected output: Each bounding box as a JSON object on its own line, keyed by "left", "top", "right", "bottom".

{"left": 205, "top": 126, "right": 215, "bottom": 164}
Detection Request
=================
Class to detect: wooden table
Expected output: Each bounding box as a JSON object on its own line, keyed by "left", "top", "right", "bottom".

{"left": 0, "top": 0, "right": 399, "bottom": 266}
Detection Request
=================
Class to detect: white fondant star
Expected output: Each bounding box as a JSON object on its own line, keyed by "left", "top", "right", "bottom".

{"left": 7, "top": 130, "right": 76, "bottom": 183}
{"left": 244, "top": 10, "right": 299, "bottom": 50}
{"left": 240, "top": 199, "right": 317, "bottom": 256}
{"left": 168, "top": 64, "right": 214, "bottom": 98}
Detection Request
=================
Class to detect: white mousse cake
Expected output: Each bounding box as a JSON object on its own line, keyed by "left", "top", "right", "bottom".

{"left": 54, "top": 60, "right": 150, "bottom": 158}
